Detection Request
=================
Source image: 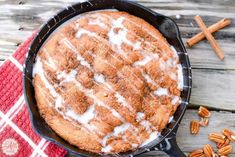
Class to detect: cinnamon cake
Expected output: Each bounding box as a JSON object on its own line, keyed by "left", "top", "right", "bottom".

{"left": 33, "top": 10, "right": 183, "bottom": 154}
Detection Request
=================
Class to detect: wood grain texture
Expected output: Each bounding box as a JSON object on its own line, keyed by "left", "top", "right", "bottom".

{"left": 0, "top": 0, "right": 235, "bottom": 69}
{"left": 191, "top": 69, "right": 235, "bottom": 111}
{"left": 138, "top": 109, "right": 235, "bottom": 156}
{"left": 0, "top": 0, "right": 234, "bottom": 68}
{"left": 0, "top": 1, "right": 235, "bottom": 156}
{"left": 0, "top": 0, "right": 234, "bottom": 110}
{"left": 177, "top": 110, "right": 235, "bottom": 155}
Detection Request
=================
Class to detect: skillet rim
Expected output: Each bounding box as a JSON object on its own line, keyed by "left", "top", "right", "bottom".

{"left": 23, "top": 0, "right": 192, "bottom": 156}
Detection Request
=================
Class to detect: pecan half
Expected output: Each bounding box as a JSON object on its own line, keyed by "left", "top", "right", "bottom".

{"left": 208, "top": 133, "right": 226, "bottom": 143}
{"left": 216, "top": 138, "right": 230, "bottom": 149}
{"left": 203, "top": 144, "right": 214, "bottom": 157}
{"left": 212, "top": 153, "right": 219, "bottom": 157}
{"left": 189, "top": 149, "right": 204, "bottom": 157}
{"left": 190, "top": 120, "right": 200, "bottom": 134}
{"left": 218, "top": 144, "right": 233, "bottom": 156}
{"left": 199, "top": 118, "right": 209, "bottom": 127}
{"left": 222, "top": 128, "right": 235, "bottom": 142}
{"left": 198, "top": 106, "right": 211, "bottom": 118}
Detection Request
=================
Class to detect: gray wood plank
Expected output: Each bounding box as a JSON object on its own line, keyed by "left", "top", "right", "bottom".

{"left": 0, "top": 1, "right": 235, "bottom": 157}
{"left": 0, "top": 0, "right": 235, "bottom": 110}
{"left": 119, "top": 109, "right": 235, "bottom": 156}
{"left": 0, "top": 1, "right": 234, "bottom": 156}
{"left": 177, "top": 109, "right": 235, "bottom": 155}
{"left": 0, "top": 0, "right": 235, "bottom": 69}
{"left": 190, "top": 69, "right": 235, "bottom": 111}
{"left": 142, "top": 109, "right": 235, "bottom": 156}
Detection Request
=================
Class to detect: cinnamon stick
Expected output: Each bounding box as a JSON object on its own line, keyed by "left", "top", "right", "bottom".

{"left": 194, "top": 15, "right": 225, "bottom": 60}
{"left": 187, "top": 18, "right": 231, "bottom": 47}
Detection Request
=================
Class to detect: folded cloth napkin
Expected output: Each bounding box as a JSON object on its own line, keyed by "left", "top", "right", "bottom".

{"left": 0, "top": 33, "right": 67, "bottom": 157}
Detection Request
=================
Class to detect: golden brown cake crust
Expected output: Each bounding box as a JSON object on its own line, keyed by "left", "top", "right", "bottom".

{"left": 33, "top": 10, "right": 183, "bottom": 154}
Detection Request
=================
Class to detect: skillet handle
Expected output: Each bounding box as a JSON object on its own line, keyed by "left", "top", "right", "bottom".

{"left": 154, "top": 125, "right": 186, "bottom": 157}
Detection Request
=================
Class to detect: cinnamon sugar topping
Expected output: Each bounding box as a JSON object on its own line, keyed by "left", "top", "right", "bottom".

{"left": 33, "top": 10, "right": 183, "bottom": 154}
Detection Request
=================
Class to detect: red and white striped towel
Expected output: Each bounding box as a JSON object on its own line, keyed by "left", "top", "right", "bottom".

{"left": 0, "top": 33, "right": 67, "bottom": 157}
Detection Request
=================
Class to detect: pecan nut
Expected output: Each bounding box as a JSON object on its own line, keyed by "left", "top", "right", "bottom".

{"left": 216, "top": 138, "right": 230, "bottom": 149}
{"left": 203, "top": 144, "right": 214, "bottom": 157}
{"left": 222, "top": 128, "right": 235, "bottom": 142}
{"left": 218, "top": 144, "right": 232, "bottom": 156}
{"left": 212, "top": 153, "right": 219, "bottom": 157}
{"left": 199, "top": 118, "right": 209, "bottom": 127}
{"left": 208, "top": 133, "right": 226, "bottom": 143}
{"left": 190, "top": 120, "right": 200, "bottom": 134}
{"left": 189, "top": 149, "right": 204, "bottom": 157}
{"left": 198, "top": 106, "right": 211, "bottom": 118}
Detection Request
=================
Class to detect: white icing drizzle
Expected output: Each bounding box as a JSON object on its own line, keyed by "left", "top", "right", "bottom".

{"left": 94, "top": 73, "right": 105, "bottom": 83}
{"left": 170, "top": 46, "right": 184, "bottom": 90}
{"left": 33, "top": 59, "right": 96, "bottom": 135}
{"left": 33, "top": 58, "right": 100, "bottom": 134}
{"left": 141, "top": 71, "right": 157, "bottom": 87}
{"left": 159, "top": 58, "right": 166, "bottom": 71}
{"left": 65, "top": 105, "right": 95, "bottom": 124}
{"left": 154, "top": 88, "right": 169, "bottom": 96}
{"left": 107, "top": 17, "right": 141, "bottom": 57}
{"left": 114, "top": 123, "right": 130, "bottom": 135}
{"left": 43, "top": 48, "right": 57, "bottom": 70}
{"left": 57, "top": 68, "right": 151, "bottom": 148}
{"left": 132, "top": 50, "right": 159, "bottom": 88}
{"left": 169, "top": 72, "right": 177, "bottom": 80}
{"left": 101, "top": 145, "right": 112, "bottom": 153}
{"left": 140, "top": 131, "right": 160, "bottom": 147}
{"left": 107, "top": 17, "right": 127, "bottom": 57}
{"left": 34, "top": 59, "right": 123, "bottom": 137}
{"left": 45, "top": 70, "right": 97, "bottom": 133}
{"left": 100, "top": 18, "right": 164, "bottom": 93}
{"left": 96, "top": 79, "right": 135, "bottom": 112}
{"left": 168, "top": 116, "right": 174, "bottom": 123}
{"left": 133, "top": 55, "right": 152, "bottom": 66}
{"left": 177, "top": 64, "right": 184, "bottom": 90}
{"left": 61, "top": 70, "right": 125, "bottom": 122}
{"left": 131, "top": 144, "right": 138, "bottom": 149}
{"left": 33, "top": 57, "right": 58, "bottom": 97}
{"left": 61, "top": 38, "right": 92, "bottom": 70}
{"left": 57, "top": 71, "right": 66, "bottom": 80}
{"left": 101, "top": 123, "right": 130, "bottom": 147}
{"left": 166, "top": 46, "right": 180, "bottom": 80}
{"left": 88, "top": 18, "right": 107, "bottom": 28}
{"left": 74, "top": 28, "right": 130, "bottom": 77}
{"left": 62, "top": 35, "right": 136, "bottom": 113}
{"left": 170, "top": 46, "right": 179, "bottom": 59}
{"left": 76, "top": 28, "right": 100, "bottom": 39}
{"left": 171, "top": 96, "right": 180, "bottom": 105}
{"left": 72, "top": 19, "right": 146, "bottom": 94}
{"left": 140, "top": 120, "right": 152, "bottom": 134}
{"left": 114, "top": 93, "right": 133, "bottom": 111}
{"left": 33, "top": 10, "right": 185, "bottom": 153}
{"left": 136, "top": 112, "right": 145, "bottom": 122}
{"left": 102, "top": 13, "right": 171, "bottom": 52}
{"left": 55, "top": 96, "right": 63, "bottom": 109}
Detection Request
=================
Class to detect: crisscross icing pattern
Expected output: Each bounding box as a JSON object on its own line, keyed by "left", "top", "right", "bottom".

{"left": 33, "top": 10, "right": 183, "bottom": 154}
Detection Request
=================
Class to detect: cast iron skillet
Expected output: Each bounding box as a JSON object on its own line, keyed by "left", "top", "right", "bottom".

{"left": 23, "top": 0, "right": 192, "bottom": 156}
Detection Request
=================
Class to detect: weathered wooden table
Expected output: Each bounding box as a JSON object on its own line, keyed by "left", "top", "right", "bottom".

{"left": 0, "top": 0, "right": 234, "bottom": 156}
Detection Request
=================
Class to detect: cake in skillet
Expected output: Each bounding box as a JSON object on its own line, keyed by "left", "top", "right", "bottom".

{"left": 33, "top": 10, "right": 183, "bottom": 154}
